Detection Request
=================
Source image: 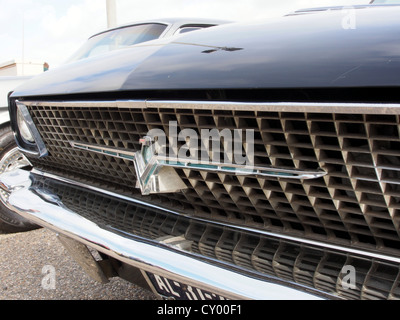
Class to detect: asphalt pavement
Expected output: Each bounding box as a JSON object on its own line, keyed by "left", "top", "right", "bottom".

{"left": 0, "top": 227, "right": 157, "bottom": 300}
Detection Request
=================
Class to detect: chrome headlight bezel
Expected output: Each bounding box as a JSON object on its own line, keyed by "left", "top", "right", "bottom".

{"left": 10, "top": 99, "right": 47, "bottom": 158}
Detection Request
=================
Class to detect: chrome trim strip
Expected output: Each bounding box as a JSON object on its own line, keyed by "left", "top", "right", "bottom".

{"left": 70, "top": 141, "right": 327, "bottom": 182}
{"left": 70, "top": 141, "right": 137, "bottom": 160}
{"left": 0, "top": 168, "right": 324, "bottom": 300}
{"left": 21, "top": 100, "right": 147, "bottom": 109}
{"left": 29, "top": 168, "right": 400, "bottom": 265}
{"left": 21, "top": 100, "right": 400, "bottom": 114}
{"left": 159, "top": 158, "right": 326, "bottom": 179}
{"left": 146, "top": 100, "right": 400, "bottom": 114}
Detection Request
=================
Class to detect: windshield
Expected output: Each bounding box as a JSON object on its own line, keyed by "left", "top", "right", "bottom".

{"left": 67, "top": 23, "right": 167, "bottom": 62}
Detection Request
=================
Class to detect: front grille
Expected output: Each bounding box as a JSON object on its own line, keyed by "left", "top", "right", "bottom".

{"left": 25, "top": 102, "right": 400, "bottom": 258}
{"left": 33, "top": 175, "right": 400, "bottom": 300}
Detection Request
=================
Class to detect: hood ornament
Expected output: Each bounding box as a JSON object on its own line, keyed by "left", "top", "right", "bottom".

{"left": 70, "top": 137, "right": 326, "bottom": 195}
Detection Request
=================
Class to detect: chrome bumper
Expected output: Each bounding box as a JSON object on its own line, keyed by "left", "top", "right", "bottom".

{"left": 0, "top": 168, "right": 326, "bottom": 300}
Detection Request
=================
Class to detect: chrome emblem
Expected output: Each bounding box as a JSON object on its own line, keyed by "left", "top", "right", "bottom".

{"left": 71, "top": 138, "right": 326, "bottom": 195}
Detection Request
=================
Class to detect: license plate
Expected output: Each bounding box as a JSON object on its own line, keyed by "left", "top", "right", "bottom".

{"left": 144, "top": 272, "right": 229, "bottom": 300}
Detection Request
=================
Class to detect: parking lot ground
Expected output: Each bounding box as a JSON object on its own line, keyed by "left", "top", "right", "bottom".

{"left": 0, "top": 228, "right": 157, "bottom": 300}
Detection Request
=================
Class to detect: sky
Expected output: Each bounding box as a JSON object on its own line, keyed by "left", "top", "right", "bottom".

{"left": 0, "top": 0, "right": 370, "bottom": 69}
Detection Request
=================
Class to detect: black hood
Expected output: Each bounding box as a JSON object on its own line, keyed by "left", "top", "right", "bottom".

{"left": 12, "top": 5, "right": 400, "bottom": 98}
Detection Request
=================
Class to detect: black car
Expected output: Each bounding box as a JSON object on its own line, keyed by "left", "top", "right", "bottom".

{"left": 4, "top": 5, "right": 400, "bottom": 300}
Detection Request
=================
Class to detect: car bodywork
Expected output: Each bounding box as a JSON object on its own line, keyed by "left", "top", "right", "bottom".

{"left": 4, "top": 6, "right": 400, "bottom": 299}
{"left": 0, "top": 76, "right": 31, "bottom": 123}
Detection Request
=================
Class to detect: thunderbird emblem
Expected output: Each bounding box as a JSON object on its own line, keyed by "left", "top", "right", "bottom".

{"left": 70, "top": 137, "right": 187, "bottom": 195}
{"left": 70, "top": 137, "right": 326, "bottom": 195}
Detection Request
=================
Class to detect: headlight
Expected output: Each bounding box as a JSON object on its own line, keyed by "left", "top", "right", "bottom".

{"left": 17, "top": 106, "right": 35, "bottom": 143}
{"left": 12, "top": 101, "right": 48, "bottom": 157}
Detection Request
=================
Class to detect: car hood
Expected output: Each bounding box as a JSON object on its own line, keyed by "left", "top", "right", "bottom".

{"left": 12, "top": 5, "right": 400, "bottom": 98}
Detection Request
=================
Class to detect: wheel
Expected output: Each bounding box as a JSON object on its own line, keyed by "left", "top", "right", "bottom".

{"left": 0, "top": 125, "right": 38, "bottom": 233}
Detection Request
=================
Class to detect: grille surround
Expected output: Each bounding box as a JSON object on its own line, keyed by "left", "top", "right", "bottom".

{"left": 22, "top": 100, "right": 400, "bottom": 258}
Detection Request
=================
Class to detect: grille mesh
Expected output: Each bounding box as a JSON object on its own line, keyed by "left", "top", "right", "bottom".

{"left": 26, "top": 103, "right": 400, "bottom": 257}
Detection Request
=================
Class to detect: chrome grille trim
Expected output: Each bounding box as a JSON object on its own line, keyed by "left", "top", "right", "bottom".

{"left": 21, "top": 100, "right": 400, "bottom": 114}
{"left": 22, "top": 100, "right": 147, "bottom": 109}
{"left": 148, "top": 101, "right": 400, "bottom": 115}
{"left": 69, "top": 141, "right": 328, "bottom": 181}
